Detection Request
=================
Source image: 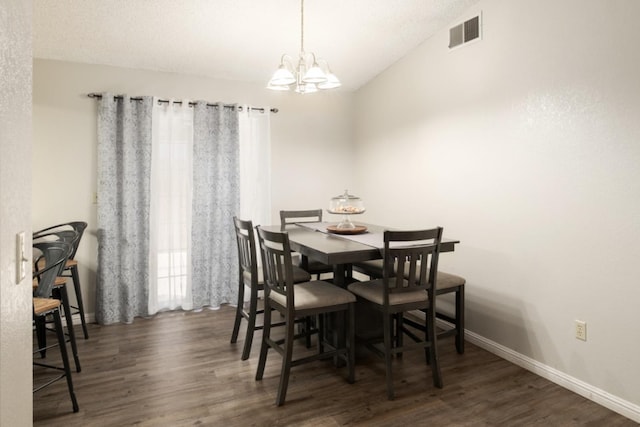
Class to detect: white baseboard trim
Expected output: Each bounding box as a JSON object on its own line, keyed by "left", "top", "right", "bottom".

{"left": 464, "top": 328, "right": 640, "bottom": 423}
{"left": 69, "top": 312, "right": 95, "bottom": 326}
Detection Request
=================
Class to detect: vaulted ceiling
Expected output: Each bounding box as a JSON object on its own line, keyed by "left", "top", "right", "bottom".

{"left": 33, "top": 0, "right": 479, "bottom": 91}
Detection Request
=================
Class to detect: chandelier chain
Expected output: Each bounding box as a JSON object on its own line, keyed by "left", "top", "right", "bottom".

{"left": 300, "top": 0, "right": 305, "bottom": 53}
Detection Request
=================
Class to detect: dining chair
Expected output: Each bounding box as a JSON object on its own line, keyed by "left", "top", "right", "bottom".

{"left": 33, "top": 221, "right": 90, "bottom": 339}
{"left": 231, "top": 217, "right": 314, "bottom": 360}
{"left": 33, "top": 230, "right": 82, "bottom": 372}
{"left": 347, "top": 227, "right": 444, "bottom": 400}
{"left": 279, "top": 209, "right": 334, "bottom": 279}
{"left": 32, "top": 240, "right": 79, "bottom": 413}
{"left": 255, "top": 225, "right": 356, "bottom": 406}
{"left": 353, "top": 259, "right": 466, "bottom": 354}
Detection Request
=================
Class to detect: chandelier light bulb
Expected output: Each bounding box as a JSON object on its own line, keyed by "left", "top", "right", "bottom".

{"left": 302, "top": 62, "right": 327, "bottom": 84}
{"left": 269, "top": 65, "right": 296, "bottom": 86}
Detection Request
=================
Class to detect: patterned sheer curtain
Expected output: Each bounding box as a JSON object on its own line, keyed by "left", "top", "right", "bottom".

{"left": 96, "top": 95, "right": 253, "bottom": 324}
{"left": 96, "top": 94, "right": 153, "bottom": 324}
{"left": 190, "top": 102, "right": 240, "bottom": 308}
{"left": 149, "top": 100, "right": 239, "bottom": 313}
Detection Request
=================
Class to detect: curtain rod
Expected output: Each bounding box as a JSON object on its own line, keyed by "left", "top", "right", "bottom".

{"left": 87, "top": 93, "right": 278, "bottom": 113}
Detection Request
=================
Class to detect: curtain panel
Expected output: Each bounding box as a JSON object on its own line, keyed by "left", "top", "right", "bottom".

{"left": 239, "top": 106, "right": 272, "bottom": 229}
{"left": 191, "top": 102, "right": 240, "bottom": 308}
{"left": 149, "top": 99, "right": 194, "bottom": 313}
{"left": 96, "top": 94, "right": 153, "bottom": 324}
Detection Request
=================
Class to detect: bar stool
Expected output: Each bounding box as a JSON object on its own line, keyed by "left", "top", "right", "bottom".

{"left": 34, "top": 221, "right": 89, "bottom": 339}
{"left": 280, "top": 209, "right": 334, "bottom": 279}
{"left": 255, "top": 226, "right": 356, "bottom": 406}
{"left": 348, "top": 228, "right": 444, "bottom": 400}
{"left": 32, "top": 241, "right": 79, "bottom": 413}
{"left": 33, "top": 232, "right": 82, "bottom": 372}
{"left": 231, "top": 217, "right": 313, "bottom": 360}
{"left": 354, "top": 259, "right": 466, "bottom": 353}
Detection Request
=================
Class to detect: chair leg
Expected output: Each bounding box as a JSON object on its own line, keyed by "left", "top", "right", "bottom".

{"left": 424, "top": 310, "right": 432, "bottom": 365}
{"left": 426, "top": 307, "right": 443, "bottom": 389}
{"left": 347, "top": 304, "right": 355, "bottom": 384}
{"left": 70, "top": 265, "right": 89, "bottom": 339}
{"left": 52, "top": 310, "right": 79, "bottom": 413}
{"left": 255, "top": 300, "right": 271, "bottom": 381}
{"left": 230, "top": 307, "right": 243, "bottom": 345}
{"left": 317, "top": 314, "right": 325, "bottom": 354}
{"left": 276, "top": 315, "right": 296, "bottom": 406}
{"left": 304, "top": 316, "right": 313, "bottom": 348}
{"left": 241, "top": 289, "right": 258, "bottom": 361}
{"left": 455, "top": 286, "right": 465, "bottom": 354}
{"left": 35, "top": 316, "right": 47, "bottom": 358}
{"left": 383, "top": 312, "right": 395, "bottom": 400}
{"left": 395, "top": 313, "right": 403, "bottom": 359}
{"left": 230, "top": 281, "right": 245, "bottom": 345}
{"left": 56, "top": 286, "right": 81, "bottom": 373}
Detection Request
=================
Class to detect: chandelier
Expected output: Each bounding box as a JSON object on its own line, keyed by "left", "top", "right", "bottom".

{"left": 266, "top": 0, "right": 341, "bottom": 94}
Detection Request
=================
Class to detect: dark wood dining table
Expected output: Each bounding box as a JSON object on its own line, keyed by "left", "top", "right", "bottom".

{"left": 260, "top": 222, "right": 460, "bottom": 287}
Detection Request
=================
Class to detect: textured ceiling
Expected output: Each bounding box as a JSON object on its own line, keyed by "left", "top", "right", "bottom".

{"left": 33, "top": 0, "right": 479, "bottom": 91}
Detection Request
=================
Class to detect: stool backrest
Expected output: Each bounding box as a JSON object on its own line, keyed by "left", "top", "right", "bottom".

{"left": 33, "top": 221, "right": 87, "bottom": 259}
{"left": 33, "top": 241, "right": 72, "bottom": 298}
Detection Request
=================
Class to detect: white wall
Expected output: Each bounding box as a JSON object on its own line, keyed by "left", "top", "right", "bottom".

{"left": 33, "top": 59, "right": 355, "bottom": 317}
{"left": 354, "top": 0, "right": 640, "bottom": 418}
{"left": 1, "top": 0, "right": 34, "bottom": 425}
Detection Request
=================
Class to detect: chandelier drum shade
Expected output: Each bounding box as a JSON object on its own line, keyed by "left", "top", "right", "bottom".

{"left": 267, "top": 0, "right": 341, "bottom": 94}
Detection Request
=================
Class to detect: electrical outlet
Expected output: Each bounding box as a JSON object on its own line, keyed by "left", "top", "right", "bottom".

{"left": 575, "top": 320, "right": 587, "bottom": 341}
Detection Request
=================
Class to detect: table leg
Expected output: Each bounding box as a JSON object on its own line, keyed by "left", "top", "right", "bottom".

{"left": 332, "top": 264, "right": 354, "bottom": 288}
{"left": 329, "top": 263, "right": 353, "bottom": 367}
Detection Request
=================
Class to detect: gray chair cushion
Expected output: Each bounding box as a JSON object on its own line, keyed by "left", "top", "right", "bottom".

{"left": 435, "top": 271, "right": 465, "bottom": 290}
{"left": 355, "top": 259, "right": 465, "bottom": 291}
{"left": 348, "top": 279, "right": 428, "bottom": 306}
{"left": 270, "top": 281, "right": 356, "bottom": 310}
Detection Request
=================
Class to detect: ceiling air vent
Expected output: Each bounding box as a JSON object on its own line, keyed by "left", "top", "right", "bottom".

{"left": 449, "top": 13, "right": 481, "bottom": 49}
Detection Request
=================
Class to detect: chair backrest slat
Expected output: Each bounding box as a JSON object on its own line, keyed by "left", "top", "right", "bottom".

{"left": 233, "top": 217, "right": 258, "bottom": 286}
{"left": 256, "top": 226, "right": 295, "bottom": 303}
{"left": 279, "top": 209, "right": 323, "bottom": 230}
{"left": 382, "top": 228, "right": 443, "bottom": 303}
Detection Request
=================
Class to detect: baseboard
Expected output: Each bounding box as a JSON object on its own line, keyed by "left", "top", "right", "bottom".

{"left": 70, "top": 312, "right": 96, "bottom": 325}
{"left": 86, "top": 312, "right": 96, "bottom": 324}
{"left": 463, "top": 327, "right": 640, "bottom": 423}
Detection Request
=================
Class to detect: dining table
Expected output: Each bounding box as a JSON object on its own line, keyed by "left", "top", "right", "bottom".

{"left": 260, "top": 221, "right": 460, "bottom": 288}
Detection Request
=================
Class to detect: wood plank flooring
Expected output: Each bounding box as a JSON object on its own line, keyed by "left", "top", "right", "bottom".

{"left": 34, "top": 306, "right": 637, "bottom": 426}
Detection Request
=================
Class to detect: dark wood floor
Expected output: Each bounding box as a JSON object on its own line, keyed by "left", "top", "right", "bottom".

{"left": 34, "top": 306, "right": 637, "bottom": 426}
